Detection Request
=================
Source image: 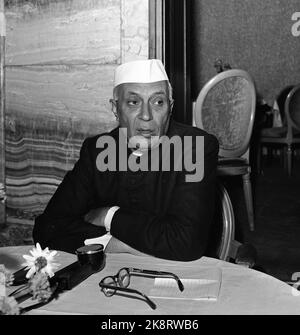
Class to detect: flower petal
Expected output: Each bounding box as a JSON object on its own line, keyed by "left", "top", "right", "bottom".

{"left": 30, "top": 249, "right": 38, "bottom": 257}
{"left": 25, "top": 267, "right": 36, "bottom": 279}
{"left": 21, "top": 243, "right": 59, "bottom": 280}
{"left": 49, "top": 250, "right": 57, "bottom": 258}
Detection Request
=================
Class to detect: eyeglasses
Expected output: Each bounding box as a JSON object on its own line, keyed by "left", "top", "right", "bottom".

{"left": 99, "top": 267, "right": 184, "bottom": 310}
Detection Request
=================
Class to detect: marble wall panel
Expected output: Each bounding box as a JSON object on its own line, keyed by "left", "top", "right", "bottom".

{"left": 3, "top": 0, "right": 149, "bottom": 230}
{"left": 6, "top": 64, "right": 117, "bottom": 126}
{"left": 5, "top": 0, "right": 121, "bottom": 65}
{"left": 5, "top": 63, "right": 119, "bottom": 225}
{"left": 0, "top": 0, "right": 5, "bottom": 224}
{"left": 121, "top": 0, "right": 148, "bottom": 62}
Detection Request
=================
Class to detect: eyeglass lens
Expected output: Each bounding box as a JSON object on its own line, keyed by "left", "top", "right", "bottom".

{"left": 118, "top": 268, "right": 130, "bottom": 287}
{"left": 101, "top": 277, "right": 116, "bottom": 296}
{"left": 101, "top": 268, "right": 131, "bottom": 296}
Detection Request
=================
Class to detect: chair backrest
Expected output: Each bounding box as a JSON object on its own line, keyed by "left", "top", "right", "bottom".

{"left": 276, "top": 85, "right": 294, "bottom": 126}
{"left": 194, "top": 69, "right": 256, "bottom": 158}
{"left": 285, "top": 84, "right": 300, "bottom": 139}
{"left": 205, "top": 183, "right": 235, "bottom": 261}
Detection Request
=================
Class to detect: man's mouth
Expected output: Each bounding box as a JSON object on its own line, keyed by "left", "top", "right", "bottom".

{"left": 136, "top": 129, "right": 154, "bottom": 138}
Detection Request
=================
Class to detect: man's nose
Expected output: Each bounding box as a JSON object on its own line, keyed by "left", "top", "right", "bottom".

{"left": 139, "top": 102, "right": 153, "bottom": 121}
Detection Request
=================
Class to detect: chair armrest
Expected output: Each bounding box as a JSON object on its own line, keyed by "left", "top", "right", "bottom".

{"left": 235, "top": 243, "right": 257, "bottom": 268}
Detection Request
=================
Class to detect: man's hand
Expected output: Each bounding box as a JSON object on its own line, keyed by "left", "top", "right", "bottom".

{"left": 84, "top": 207, "right": 110, "bottom": 227}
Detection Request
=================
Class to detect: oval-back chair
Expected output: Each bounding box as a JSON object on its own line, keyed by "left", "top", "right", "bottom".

{"left": 207, "top": 182, "right": 256, "bottom": 266}
{"left": 258, "top": 84, "right": 300, "bottom": 176}
{"left": 194, "top": 69, "right": 256, "bottom": 231}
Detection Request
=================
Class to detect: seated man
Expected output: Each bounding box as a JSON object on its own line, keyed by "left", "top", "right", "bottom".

{"left": 33, "top": 59, "right": 219, "bottom": 261}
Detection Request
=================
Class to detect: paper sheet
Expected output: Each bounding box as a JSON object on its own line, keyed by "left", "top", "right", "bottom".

{"left": 149, "top": 267, "right": 222, "bottom": 301}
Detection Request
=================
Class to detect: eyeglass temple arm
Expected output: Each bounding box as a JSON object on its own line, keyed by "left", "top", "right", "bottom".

{"left": 129, "top": 268, "right": 184, "bottom": 291}
{"left": 99, "top": 283, "right": 157, "bottom": 310}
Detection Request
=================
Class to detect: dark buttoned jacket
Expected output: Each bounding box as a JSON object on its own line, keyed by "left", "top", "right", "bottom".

{"left": 33, "top": 120, "right": 219, "bottom": 261}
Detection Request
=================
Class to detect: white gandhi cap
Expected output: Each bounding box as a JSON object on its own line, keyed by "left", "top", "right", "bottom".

{"left": 114, "top": 59, "right": 169, "bottom": 88}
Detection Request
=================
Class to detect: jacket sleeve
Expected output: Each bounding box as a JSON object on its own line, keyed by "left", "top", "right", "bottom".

{"left": 110, "top": 134, "right": 219, "bottom": 261}
{"left": 33, "top": 138, "right": 106, "bottom": 253}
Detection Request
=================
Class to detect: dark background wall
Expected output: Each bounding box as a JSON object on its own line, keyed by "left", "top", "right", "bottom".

{"left": 191, "top": 0, "right": 300, "bottom": 105}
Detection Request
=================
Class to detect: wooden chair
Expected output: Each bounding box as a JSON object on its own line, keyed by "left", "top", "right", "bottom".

{"left": 194, "top": 69, "right": 256, "bottom": 231}
{"left": 257, "top": 84, "right": 300, "bottom": 176}
{"left": 205, "top": 182, "right": 257, "bottom": 267}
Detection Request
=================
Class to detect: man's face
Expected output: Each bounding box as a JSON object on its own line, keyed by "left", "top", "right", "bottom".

{"left": 116, "top": 81, "right": 172, "bottom": 150}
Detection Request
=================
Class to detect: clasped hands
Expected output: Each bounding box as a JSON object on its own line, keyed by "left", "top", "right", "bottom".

{"left": 84, "top": 207, "right": 148, "bottom": 256}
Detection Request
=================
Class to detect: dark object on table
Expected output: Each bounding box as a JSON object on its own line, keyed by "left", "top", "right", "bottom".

{"left": 12, "top": 244, "right": 105, "bottom": 288}
{"left": 50, "top": 258, "right": 105, "bottom": 291}
{"left": 12, "top": 266, "right": 28, "bottom": 286}
{"left": 75, "top": 244, "right": 104, "bottom": 271}
{"left": 11, "top": 243, "right": 105, "bottom": 304}
{"left": 9, "top": 244, "right": 106, "bottom": 313}
{"left": 52, "top": 244, "right": 105, "bottom": 291}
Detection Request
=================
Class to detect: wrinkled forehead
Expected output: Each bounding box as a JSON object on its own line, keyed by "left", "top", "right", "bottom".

{"left": 115, "top": 80, "right": 169, "bottom": 99}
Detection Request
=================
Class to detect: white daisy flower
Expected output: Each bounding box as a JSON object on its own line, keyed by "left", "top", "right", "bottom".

{"left": 21, "top": 243, "right": 60, "bottom": 279}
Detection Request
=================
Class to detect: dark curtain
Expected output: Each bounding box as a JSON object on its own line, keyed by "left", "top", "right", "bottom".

{"left": 164, "top": 0, "right": 192, "bottom": 125}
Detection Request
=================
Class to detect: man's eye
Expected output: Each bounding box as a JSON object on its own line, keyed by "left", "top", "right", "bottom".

{"left": 152, "top": 98, "right": 165, "bottom": 106}
{"left": 127, "top": 100, "right": 139, "bottom": 106}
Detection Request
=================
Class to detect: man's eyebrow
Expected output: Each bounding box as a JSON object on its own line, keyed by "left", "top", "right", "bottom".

{"left": 151, "top": 91, "right": 168, "bottom": 96}
{"left": 126, "top": 91, "right": 140, "bottom": 96}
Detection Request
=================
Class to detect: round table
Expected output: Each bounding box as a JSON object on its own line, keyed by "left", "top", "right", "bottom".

{"left": 1, "top": 245, "right": 300, "bottom": 315}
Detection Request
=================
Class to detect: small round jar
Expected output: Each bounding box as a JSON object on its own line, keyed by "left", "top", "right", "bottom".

{"left": 75, "top": 244, "right": 105, "bottom": 271}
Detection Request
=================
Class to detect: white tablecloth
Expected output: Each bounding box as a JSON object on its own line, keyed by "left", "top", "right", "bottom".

{"left": 1, "top": 245, "right": 300, "bottom": 315}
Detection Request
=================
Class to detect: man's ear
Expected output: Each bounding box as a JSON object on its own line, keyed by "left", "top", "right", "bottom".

{"left": 109, "top": 99, "right": 119, "bottom": 121}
